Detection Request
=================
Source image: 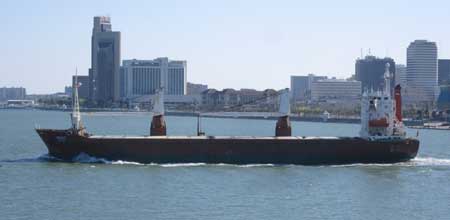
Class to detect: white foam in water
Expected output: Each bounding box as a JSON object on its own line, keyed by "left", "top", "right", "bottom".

{"left": 160, "top": 163, "right": 207, "bottom": 167}
{"left": 69, "top": 154, "right": 275, "bottom": 167}
{"left": 69, "top": 153, "right": 450, "bottom": 167}
{"left": 238, "top": 164, "right": 275, "bottom": 167}
{"left": 71, "top": 153, "right": 146, "bottom": 165}
{"left": 71, "top": 153, "right": 205, "bottom": 167}
{"left": 72, "top": 152, "right": 110, "bottom": 164}
{"left": 329, "top": 157, "right": 450, "bottom": 168}
{"left": 214, "top": 163, "right": 275, "bottom": 167}
{"left": 38, "top": 154, "right": 58, "bottom": 161}
{"left": 159, "top": 163, "right": 275, "bottom": 168}
{"left": 111, "top": 160, "right": 145, "bottom": 166}
{"left": 410, "top": 157, "right": 450, "bottom": 166}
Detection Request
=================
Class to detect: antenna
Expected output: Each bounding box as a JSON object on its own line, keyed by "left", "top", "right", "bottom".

{"left": 71, "top": 67, "right": 82, "bottom": 132}
{"left": 360, "top": 48, "right": 363, "bottom": 59}
{"left": 152, "top": 87, "right": 165, "bottom": 116}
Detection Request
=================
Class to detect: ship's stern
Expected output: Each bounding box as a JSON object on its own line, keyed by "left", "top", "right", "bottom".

{"left": 384, "top": 137, "right": 420, "bottom": 162}
{"left": 400, "top": 138, "right": 420, "bottom": 160}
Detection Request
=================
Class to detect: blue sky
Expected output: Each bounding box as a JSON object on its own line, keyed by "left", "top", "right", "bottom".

{"left": 1, "top": 0, "right": 450, "bottom": 94}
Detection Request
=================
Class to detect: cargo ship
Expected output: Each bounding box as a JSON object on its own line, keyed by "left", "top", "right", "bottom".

{"left": 36, "top": 64, "right": 419, "bottom": 165}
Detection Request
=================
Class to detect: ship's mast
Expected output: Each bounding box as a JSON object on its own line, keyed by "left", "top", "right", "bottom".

{"left": 193, "top": 100, "right": 205, "bottom": 136}
{"left": 71, "top": 68, "right": 82, "bottom": 131}
{"left": 384, "top": 63, "right": 391, "bottom": 95}
{"left": 197, "top": 112, "right": 205, "bottom": 136}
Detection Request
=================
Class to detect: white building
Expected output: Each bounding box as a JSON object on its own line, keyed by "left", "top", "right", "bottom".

{"left": 311, "top": 79, "right": 361, "bottom": 101}
{"left": 290, "top": 74, "right": 327, "bottom": 101}
{"left": 121, "top": 58, "right": 187, "bottom": 99}
{"left": 406, "top": 40, "right": 438, "bottom": 104}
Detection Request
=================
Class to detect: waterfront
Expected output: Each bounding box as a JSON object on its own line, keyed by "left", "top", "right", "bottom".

{"left": 1, "top": 109, "right": 450, "bottom": 219}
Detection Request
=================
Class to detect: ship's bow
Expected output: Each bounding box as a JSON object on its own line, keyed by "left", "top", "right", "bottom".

{"left": 36, "top": 129, "right": 81, "bottom": 160}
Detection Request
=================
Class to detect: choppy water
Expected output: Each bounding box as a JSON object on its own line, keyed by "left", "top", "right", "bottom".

{"left": 0, "top": 109, "right": 449, "bottom": 220}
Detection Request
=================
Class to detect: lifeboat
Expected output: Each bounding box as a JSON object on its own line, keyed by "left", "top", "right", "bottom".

{"left": 369, "top": 118, "right": 389, "bottom": 127}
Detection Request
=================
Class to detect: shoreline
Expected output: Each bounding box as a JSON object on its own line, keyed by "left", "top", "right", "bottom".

{"left": 2, "top": 107, "right": 443, "bottom": 129}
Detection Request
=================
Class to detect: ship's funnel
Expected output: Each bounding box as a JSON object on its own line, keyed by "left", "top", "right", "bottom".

{"left": 276, "top": 89, "right": 291, "bottom": 136}
{"left": 150, "top": 89, "right": 166, "bottom": 136}
{"left": 394, "top": 84, "right": 402, "bottom": 122}
{"left": 151, "top": 115, "right": 166, "bottom": 136}
{"left": 275, "top": 116, "right": 291, "bottom": 137}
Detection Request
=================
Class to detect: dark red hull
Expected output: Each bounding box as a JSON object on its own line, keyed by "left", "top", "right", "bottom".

{"left": 36, "top": 129, "right": 419, "bottom": 165}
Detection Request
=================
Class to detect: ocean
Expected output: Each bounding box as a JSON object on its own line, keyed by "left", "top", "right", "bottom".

{"left": 1, "top": 109, "right": 449, "bottom": 219}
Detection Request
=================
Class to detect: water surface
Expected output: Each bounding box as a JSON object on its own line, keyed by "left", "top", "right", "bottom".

{"left": 1, "top": 110, "right": 449, "bottom": 219}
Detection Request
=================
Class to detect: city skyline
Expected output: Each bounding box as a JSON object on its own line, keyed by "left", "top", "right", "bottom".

{"left": 2, "top": 0, "right": 450, "bottom": 94}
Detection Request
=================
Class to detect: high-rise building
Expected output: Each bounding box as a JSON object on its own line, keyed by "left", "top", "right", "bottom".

{"left": 0, "top": 87, "right": 26, "bottom": 101}
{"left": 395, "top": 64, "right": 407, "bottom": 89}
{"left": 90, "top": 16, "right": 121, "bottom": 103}
{"left": 290, "top": 74, "right": 327, "bottom": 101}
{"left": 72, "top": 75, "right": 90, "bottom": 100}
{"left": 406, "top": 40, "right": 438, "bottom": 103}
{"left": 121, "top": 58, "right": 187, "bottom": 99}
{"left": 438, "top": 59, "right": 450, "bottom": 85}
{"left": 355, "top": 55, "right": 396, "bottom": 92}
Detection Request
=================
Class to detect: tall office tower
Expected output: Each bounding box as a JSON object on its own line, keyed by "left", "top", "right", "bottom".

{"left": 438, "top": 59, "right": 450, "bottom": 85}
{"left": 90, "top": 16, "right": 121, "bottom": 103}
{"left": 406, "top": 40, "right": 438, "bottom": 103}
{"left": 290, "top": 74, "right": 327, "bottom": 101}
{"left": 121, "top": 58, "right": 187, "bottom": 99}
{"left": 355, "top": 55, "right": 396, "bottom": 92}
{"left": 395, "top": 64, "right": 407, "bottom": 89}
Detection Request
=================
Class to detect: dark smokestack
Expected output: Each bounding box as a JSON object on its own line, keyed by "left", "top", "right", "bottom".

{"left": 150, "top": 115, "right": 166, "bottom": 136}
{"left": 275, "top": 116, "right": 292, "bottom": 136}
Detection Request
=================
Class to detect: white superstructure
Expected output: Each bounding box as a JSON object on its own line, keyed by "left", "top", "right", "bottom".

{"left": 360, "top": 63, "right": 405, "bottom": 138}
